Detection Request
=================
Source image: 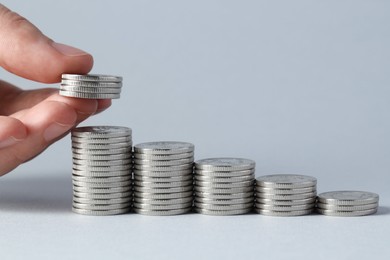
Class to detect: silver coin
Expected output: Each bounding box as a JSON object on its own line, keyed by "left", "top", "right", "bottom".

{"left": 73, "top": 158, "right": 132, "bottom": 167}
{"left": 133, "top": 207, "right": 192, "bottom": 216}
{"left": 316, "top": 202, "right": 379, "bottom": 211}
{"left": 133, "top": 196, "right": 193, "bottom": 205}
{"left": 256, "top": 191, "right": 316, "bottom": 200}
{"left": 72, "top": 207, "right": 130, "bottom": 216}
{"left": 195, "top": 191, "right": 253, "bottom": 200}
{"left": 73, "top": 191, "right": 132, "bottom": 199}
{"left": 317, "top": 191, "right": 380, "bottom": 205}
{"left": 254, "top": 208, "right": 314, "bottom": 216}
{"left": 133, "top": 169, "right": 193, "bottom": 177}
{"left": 72, "top": 147, "right": 131, "bottom": 155}
{"left": 133, "top": 180, "right": 193, "bottom": 188}
{"left": 194, "top": 174, "right": 255, "bottom": 183}
{"left": 134, "top": 163, "right": 193, "bottom": 172}
{"left": 59, "top": 90, "right": 121, "bottom": 99}
{"left": 255, "top": 203, "right": 315, "bottom": 211}
{"left": 73, "top": 186, "right": 132, "bottom": 193}
{"left": 72, "top": 142, "right": 130, "bottom": 150}
{"left": 133, "top": 175, "right": 193, "bottom": 183}
{"left": 62, "top": 74, "right": 122, "bottom": 82}
{"left": 194, "top": 186, "right": 254, "bottom": 194}
{"left": 194, "top": 207, "right": 251, "bottom": 216}
{"left": 73, "top": 153, "right": 131, "bottom": 161}
{"left": 72, "top": 169, "right": 131, "bottom": 177}
{"left": 317, "top": 208, "right": 378, "bottom": 217}
{"left": 195, "top": 169, "right": 255, "bottom": 177}
{"left": 72, "top": 175, "right": 132, "bottom": 183}
{"left": 73, "top": 201, "right": 132, "bottom": 211}
{"left": 61, "top": 79, "right": 122, "bottom": 87}
{"left": 133, "top": 185, "right": 193, "bottom": 194}
{"left": 256, "top": 174, "right": 317, "bottom": 189}
{"left": 195, "top": 197, "right": 253, "bottom": 205}
{"left": 134, "top": 142, "right": 194, "bottom": 155}
{"left": 194, "top": 202, "right": 253, "bottom": 211}
{"left": 133, "top": 151, "right": 194, "bottom": 160}
{"left": 133, "top": 191, "right": 193, "bottom": 200}
{"left": 72, "top": 126, "right": 132, "bottom": 138}
{"left": 72, "top": 180, "right": 132, "bottom": 188}
{"left": 133, "top": 157, "right": 194, "bottom": 167}
{"left": 194, "top": 158, "right": 255, "bottom": 172}
{"left": 60, "top": 85, "right": 122, "bottom": 94}
{"left": 133, "top": 202, "right": 193, "bottom": 211}
{"left": 255, "top": 197, "right": 316, "bottom": 206}
{"left": 73, "top": 196, "right": 132, "bottom": 205}
{"left": 255, "top": 186, "right": 316, "bottom": 195}
{"left": 195, "top": 180, "right": 254, "bottom": 189}
{"left": 71, "top": 136, "right": 131, "bottom": 144}
{"left": 73, "top": 164, "right": 131, "bottom": 172}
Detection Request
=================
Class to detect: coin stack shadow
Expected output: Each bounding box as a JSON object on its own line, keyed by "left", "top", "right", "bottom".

{"left": 316, "top": 191, "right": 379, "bottom": 217}
{"left": 194, "top": 158, "right": 256, "bottom": 216}
{"left": 132, "top": 142, "right": 195, "bottom": 216}
{"left": 71, "top": 126, "right": 133, "bottom": 216}
{"left": 255, "top": 174, "right": 317, "bottom": 216}
{"left": 60, "top": 74, "right": 122, "bottom": 99}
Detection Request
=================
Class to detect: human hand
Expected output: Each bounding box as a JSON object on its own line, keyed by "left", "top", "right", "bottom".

{"left": 0, "top": 4, "right": 111, "bottom": 175}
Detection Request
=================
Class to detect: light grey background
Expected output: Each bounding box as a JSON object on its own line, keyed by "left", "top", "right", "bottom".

{"left": 0, "top": 1, "right": 389, "bottom": 259}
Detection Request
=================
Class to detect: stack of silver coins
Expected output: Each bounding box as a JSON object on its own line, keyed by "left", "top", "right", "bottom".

{"left": 255, "top": 174, "right": 317, "bottom": 216}
{"left": 71, "top": 126, "right": 133, "bottom": 215}
{"left": 194, "top": 158, "right": 256, "bottom": 216}
{"left": 60, "top": 74, "right": 122, "bottom": 99}
{"left": 316, "top": 191, "right": 379, "bottom": 216}
{"left": 132, "top": 142, "right": 195, "bottom": 216}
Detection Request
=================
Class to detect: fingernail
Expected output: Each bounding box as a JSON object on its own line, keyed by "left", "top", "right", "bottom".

{"left": 0, "top": 137, "right": 21, "bottom": 149}
{"left": 52, "top": 42, "right": 90, "bottom": 57}
{"left": 44, "top": 123, "right": 72, "bottom": 142}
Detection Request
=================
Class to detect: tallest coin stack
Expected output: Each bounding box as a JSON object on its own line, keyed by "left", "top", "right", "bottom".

{"left": 71, "top": 126, "right": 133, "bottom": 215}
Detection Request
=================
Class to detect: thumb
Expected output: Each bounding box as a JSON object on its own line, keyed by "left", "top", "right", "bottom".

{"left": 0, "top": 4, "right": 93, "bottom": 83}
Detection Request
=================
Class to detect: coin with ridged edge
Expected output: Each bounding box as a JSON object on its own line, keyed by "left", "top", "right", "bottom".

{"left": 71, "top": 136, "right": 131, "bottom": 144}
{"left": 255, "top": 197, "right": 316, "bottom": 206}
{"left": 72, "top": 153, "right": 131, "bottom": 161}
{"left": 73, "top": 196, "right": 132, "bottom": 205}
{"left": 195, "top": 169, "right": 255, "bottom": 177}
{"left": 61, "top": 79, "right": 122, "bottom": 87}
{"left": 316, "top": 202, "right": 378, "bottom": 211}
{"left": 72, "top": 126, "right": 131, "bottom": 138}
{"left": 72, "top": 170, "right": 131, "bottom": 177}
{"left": 72, "top": 180, "right": 132, "bottom": 188}
{"left": 255, "top": 203, "right": 314, "bottom": 211}
{"left": 195, "top": 191, "right": 253, "bottom": 200}
{"left": 134, "top": 163, "right": 193, "bottom": 172}
{"left": 133, "top": 191, "right": 194, "bottom": 200}
{"left": 72, "top": 142, "right": 131, "bottom": 150}
{"left": 72, "top": 207, "right": 130, "bottom": 216}
{"left": 62, "top": 74, "right": 123, "bottom": 82}
{"left": 133, "top": 196, "right": 193, "bottom": 205}
{"left": 255, "top": 208, "right": 314, "bottom": 216}
{"left": 194, "top": 186, "right": 254, "bottom": 194}
{"left": 256, "top": 186, "right": 316, "bottom": 195}
{"left": 73, "top": 191, "right": 132, "bottom": 199}
{"left": 195, "top": 158, "right": 255, "bottom": 172}
{"left": 255, "top": 192, "right": 316, "bottom": 200}
{"left": 194, "top": 202, "right": 253, "bottom": 211}
{"left": 72, "top": 175, "right": 132, "bottom": 183}
{"left": 59, "top": 90, "right": 120, "bottom": 99}
{"left": 73, "top": 159, "right": 132, "bottom": 167}
{"left": 73, "top": 201, "right": 132, "bottom": 211}
{"left": 133, "top": 157, "right": 194, "bottom": 166}
{"left": 317, "top": 208, "right": 378, "bottom": 217}
{"left": 133, "top": 186, "right": 193, "bottom": 194}
{"left": 256, "top": 174, "right": 317, "bottom": 189}
{"left": 134, "top": 141, "right": 194, "bottom": 155}
{"left": 195, "top": 197, "right": 254, "bottom": 205}
{"left": 317, "top": 191, "right": 379, "bottom": 206}
{"left": 195, "top": 180, "right": 254, "bottom": 189}
{"left": 195, "top": 174, "right": 255, "bottom": 183}
{"left": 60, "top": 85, "right": 121, "bottom": 94}
{"left": 194, "top": 207, "right": 251, "bottom": 216}
{"left": 73, "top": 186, "right": 132, "bottom": 194}
{"left": 72, "top": 147, "right": 131, "bottom": 155}
{"left": 133, "top": 175, "right": 193, "bottom": 182}
{"left": 133, "top": 169, "right": 193, "bottom": 177}
{"left": 134, "top": 152, "right": 194, "bottom": 160}
{"left": 133, "top": 207, "right": 192, "bottom": 216}
{"left": 134, "top": 180, "right": 193, "bottom": 188}
{"left": 133, "top": 202, "right": 193, "bottom": 211}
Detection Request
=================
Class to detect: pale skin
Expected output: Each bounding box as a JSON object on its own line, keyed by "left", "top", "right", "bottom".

{"left": 0, "top": 4, "right": 111, "bottom": 175}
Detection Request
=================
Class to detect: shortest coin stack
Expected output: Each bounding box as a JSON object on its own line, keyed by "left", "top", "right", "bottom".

{"left": 255, "top": 174, "right": 317, "bottom": 216}
{"left": 133, "top": 141, "right": 195, "bottom": 216}
{"left": 60, "top": 74, "right": 122, "bottom": 99}
{"left": 194, "top": 158, "right": 256, "bottom": 216}
{"left": 71, "top": 126, "right": 133, "bottom": 216}
{"left": 316, "top": 191, "right": 379, "bottom": 217}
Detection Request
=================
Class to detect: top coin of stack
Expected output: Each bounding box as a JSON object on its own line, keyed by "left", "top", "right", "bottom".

{"left": 194, "top": 158, "right": 256, "bottom": 216}
{"left": 60, "top": 74, "right": 123, "bottom": 99}
{"left": 255, "top": 174, "right": 317, "bottom": 216}
{"left": 132, "top": 141, "right": 195, "bottom": 216}
{"left": 316, "top": 191, "right": 379, "bottom": 217}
